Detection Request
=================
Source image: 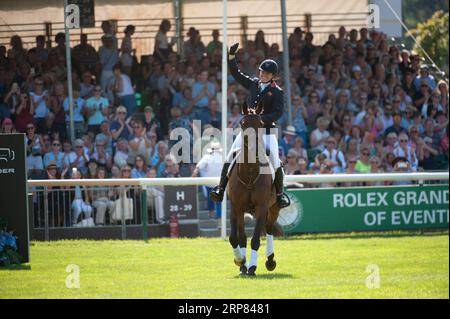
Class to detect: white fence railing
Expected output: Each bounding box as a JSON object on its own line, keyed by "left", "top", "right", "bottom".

{"left": 27, "top": 172, "right": 450, "bottom": 188}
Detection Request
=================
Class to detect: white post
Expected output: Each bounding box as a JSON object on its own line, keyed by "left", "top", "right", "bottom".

{"left": 221, "top": 0, "right": 228, "bottom": 240}
{"left": 280, "top": 0, "right": 292, "bottom": 126}
{"left": 63, "top": 0, "right": 75, "bottom": 144}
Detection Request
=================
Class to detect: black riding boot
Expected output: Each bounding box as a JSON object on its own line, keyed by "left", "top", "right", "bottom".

{"left": 275, "top": 167, "right": 290, "bottom": 208}
{"left": 210, "top": 163, "right": 231, "bottom": 202}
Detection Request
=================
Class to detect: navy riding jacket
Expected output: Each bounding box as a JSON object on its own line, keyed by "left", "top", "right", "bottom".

{"left": 229, "top": 57, "right": 284, "bottom": 134}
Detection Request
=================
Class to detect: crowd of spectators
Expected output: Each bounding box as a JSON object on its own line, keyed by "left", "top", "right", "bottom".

{"left": 1, "top": 20, "right": 448, "bottom": 192}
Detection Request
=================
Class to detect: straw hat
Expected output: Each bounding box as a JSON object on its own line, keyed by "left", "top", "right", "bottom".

{"left": 283, "top": 125, "right": 297, "bottom": 136}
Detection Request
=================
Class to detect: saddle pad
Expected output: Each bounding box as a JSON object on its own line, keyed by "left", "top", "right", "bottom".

{"left": 228, "top": 149, "right": 275, "bottom": 182}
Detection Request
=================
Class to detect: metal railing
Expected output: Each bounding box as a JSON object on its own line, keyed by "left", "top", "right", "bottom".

{"left": 29, "top": 184, "right": 165, "bottom": 240}
{"left": 0, "top": 11, "right": 369, "bottom": 60}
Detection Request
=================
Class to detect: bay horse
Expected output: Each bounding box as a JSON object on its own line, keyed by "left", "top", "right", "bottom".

{"left": 228, "top": 101, "right": 281, "bottom": 276}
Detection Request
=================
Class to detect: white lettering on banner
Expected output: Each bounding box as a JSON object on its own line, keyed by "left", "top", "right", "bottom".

{"left": 176, "top": 191, "right": 185, "bottom": 201}
{"left": 364, "top": 211, "right": 386, "bottom": 226}
{"left": 391, "top": 209, "right": 449, "bottom": 225}
{"left": 333, "top": 192, "right": 388, "bottom": 208}
{"left": 393, "top": 190, "right": 449, "bottom": 206}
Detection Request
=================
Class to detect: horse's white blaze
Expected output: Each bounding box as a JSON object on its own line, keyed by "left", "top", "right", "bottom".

{"left": 233, "top": 246, "right": 244, "bottom": 261}
{"left": 266, "top": 234, "right": 274, "bottom": 257}
{"left": 249, "top": 249, "right": 258, "bottom": 268}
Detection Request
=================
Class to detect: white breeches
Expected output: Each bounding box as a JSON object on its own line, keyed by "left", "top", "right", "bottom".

{"left": 226, "top": 132, "right": 281, "bottom": 170}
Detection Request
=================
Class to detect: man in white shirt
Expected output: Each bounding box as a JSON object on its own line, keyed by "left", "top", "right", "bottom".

{"left": 192, "top": 141, "right": 223, "bottom": 219}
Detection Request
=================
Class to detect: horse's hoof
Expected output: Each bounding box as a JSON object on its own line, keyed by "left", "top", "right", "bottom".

{"left": 239, "top": 265, "right": 247, "bottom": 276}
{"left": 265, "top": 259, "right": 277, "bottom": 271}
{"left": 247, "top": 266, "right": 257, "bottom": 276}
{"left": 234, "top": 256, "right": 246, "bottom": 267}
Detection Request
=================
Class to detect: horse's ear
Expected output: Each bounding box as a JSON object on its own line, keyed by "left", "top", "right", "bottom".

{"left": 242, "top": 102, "right": 249, "bottom": 115}
{"left": 255, "top": 100, "right": 264, "bottom": 114}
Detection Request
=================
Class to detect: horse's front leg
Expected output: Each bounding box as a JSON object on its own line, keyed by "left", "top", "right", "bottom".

{"left": 247, "top": 204, "right": 268, "bottom": 276}
{"left": 229, "top": 206, "right": 245, "bottom": 268}
{"left": 238, "top": 210, "right": 248, "bottom": 275}
{"left": 265, "top": 204, "right": 279, "bottom": 271}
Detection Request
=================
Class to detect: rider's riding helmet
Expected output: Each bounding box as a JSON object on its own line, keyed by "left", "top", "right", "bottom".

{"left": 259, "top": 59, "right": 279, "bottom": 75}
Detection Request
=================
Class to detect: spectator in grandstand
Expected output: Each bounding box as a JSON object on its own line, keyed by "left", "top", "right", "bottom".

{"left": 99, "top": 34, "right": 120, "bottom": 93}
{"left": 100, "top": 20, "right": 117, "bottom": 49}
{"left": 305, "top": 91, "right": 321, "bottom": 126}
{"left": 310, "top": 117, "right": 330, "bottom": 152}
{"left": 43, "top": 138, "right": 64, "bottom": 169}
{"left": 192, "top": 70, "right": 216, "bottom": 119}
{"left": 284, "top": 149, "right": 300, "bottom": 175}
{"left": 0, "top": 117, "right": 15, "bottom": 134}
{"left": 355, "top": 146, "right": 372, "bottom": 173}
{"left": 113, "top": 138, "right": 129, "bottom": 168}
{"left": 150, "top": 141, "right": 169, "bottom": 177}
{"left": 120, "top": 25, "right": 136, "bottom": 75}
{"left": 84, "top": 156, "right": 99, "bottom": 179}
{"left": 27, "top": 144, "right": 44, "bottom": 179}
{"left": 417, "top": 136, "right": 440, "bottom": 171}
{"left": 142, "top": 106, "right": 162, "bottom": 140}
{"left": 291, "top": 95, "right": 308, "bottom": 145}
{"left": 84, "top": 85, "right": 110, "bottom": 135}
{"left": 384, "top": 111, "right": 406, "bottom": 138}
{"left": 161, "top": 154, "right": 180, "bottom": 178}
{"left": 49, "top": 82, "right": 67, "bottom": 140}
{"left": 127, "top": 117, "right": 152, "bottom": 166}
{"left": 206, "top": 29, "right": 222, "bottom": 57}
{"left": 227, "top": 102, "right": 243, "bottom": 129}
{"left": 61, "top": 139, "right": 76, "bottom": 168}
{"left": 92, "top": 139, "right": 112, "bottom": 170}
{"left": 154, "top": 19, "right": 173, "bottom": 63}
{"left": 131, "top": 155, "right": 148, "bottom": 178}
{"left": 91, "top": 166, "right": 116, "bottom": 226}
{"left": 322, "top": 136, "right": 346, "bottom": 173}
{"left": 110, "top": 105, "right": 132, "bottom": 142}
{"left": 96, "top": 120, "right": 113, "bottom": 155}
{"left": 70, "top": 168, "right": 93, "bottom": 227}
{"left": 393, "top": 132, "right": 418, "bottom": 171}
{"left": 391, "top": 157, "right": 413, "bottom": 185}
{"left": 79, "top": 71, "right": 95, "bottom": 99}
{"left": 414, "top": 64, "right": 436, "bottom": 91}
{"left": 279, "top": 125, "right": 297, "bottom": 156}
{"left": 201, "top": 98, "right": 222, "bottom": 129}
{"left": 30, "top": 77, "right": 50, "bottom": 130}
{"left": 73, "top": 34, "right": 99, "bottom": 76}
{"left": 112, "top": 63, "right": 136, "bottom": 115}
{"left": 63, "top": 90, "right": 86, "bottom": 139}
{"left": 291, "top": 136, "right": 308, "bottom": 162}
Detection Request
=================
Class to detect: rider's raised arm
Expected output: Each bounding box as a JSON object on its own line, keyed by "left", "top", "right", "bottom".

{"left": 228, "top": 57, "right": 254, "bottom": 90}
{"left": 260, "top": 87, "right": 284, "bottom": 125}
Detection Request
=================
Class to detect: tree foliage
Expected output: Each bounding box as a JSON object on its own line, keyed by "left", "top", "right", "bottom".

{"left": 409, "top": 10, "right": 449, "bottom": 76}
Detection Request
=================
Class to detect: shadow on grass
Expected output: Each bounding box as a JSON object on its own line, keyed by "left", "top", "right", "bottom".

{"left": 0, "top": 264, "right": 31, "bottom": 271}
{"left": 274, "top": 229, "right": 449, "bottom": 241}
{"left": 234, "top": 273, "right": 293, "bottom": 280}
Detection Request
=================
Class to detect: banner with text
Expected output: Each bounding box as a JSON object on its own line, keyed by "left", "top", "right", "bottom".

{"left": 279, "top": 185, "right": 449, "bottom": 233}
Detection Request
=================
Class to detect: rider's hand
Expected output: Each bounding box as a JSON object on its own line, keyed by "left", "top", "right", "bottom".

{"left": 229, "top": 43, "right": 239, "bottom": 56}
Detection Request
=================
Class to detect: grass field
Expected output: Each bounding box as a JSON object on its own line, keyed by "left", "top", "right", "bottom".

{"left": 0, "top": 231, "right": 448, "bottom": 299}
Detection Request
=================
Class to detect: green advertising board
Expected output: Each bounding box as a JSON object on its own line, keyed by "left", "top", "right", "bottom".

{"left": 279, "top": 184, "right": 449, "bottom": 234}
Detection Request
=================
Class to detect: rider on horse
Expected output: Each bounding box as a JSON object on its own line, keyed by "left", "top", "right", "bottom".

{"left": 210, "top": 43, "right": 290, "bottom": 208}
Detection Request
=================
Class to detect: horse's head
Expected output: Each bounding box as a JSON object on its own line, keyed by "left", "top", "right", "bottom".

{"left": 240, "top": 101, "right": 264, "bottom": 131}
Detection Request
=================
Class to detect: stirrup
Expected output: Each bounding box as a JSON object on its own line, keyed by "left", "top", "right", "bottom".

{"left": 277, "top": 193, "right": 290, "bottom": 208}
{"left": 210, "top": 186, "right": 225, "bottom": 202}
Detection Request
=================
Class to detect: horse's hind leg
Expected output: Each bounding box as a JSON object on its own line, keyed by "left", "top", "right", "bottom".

{"left": 265, "top": 204, "right": 280, "bottom": 271}
{"left": 229, "top": 206, "right": 245, "bottom": 268}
